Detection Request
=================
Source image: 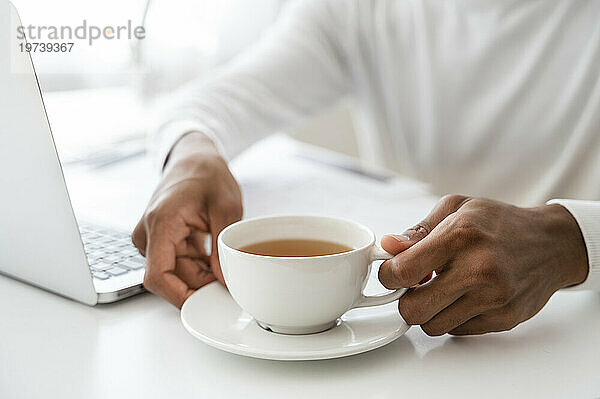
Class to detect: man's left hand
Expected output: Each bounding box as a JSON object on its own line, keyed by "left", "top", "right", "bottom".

{"left": 378, "top": 195, "right": 589, "bottom": 336}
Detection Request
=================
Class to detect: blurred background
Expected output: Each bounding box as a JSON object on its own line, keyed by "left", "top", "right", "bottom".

{"left": 11, "top": 0, "right": 361, "bottom": 168}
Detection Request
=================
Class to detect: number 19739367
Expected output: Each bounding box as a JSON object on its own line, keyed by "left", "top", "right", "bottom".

{"left": 19, "top": 42, "right": 74, "bottom": 52}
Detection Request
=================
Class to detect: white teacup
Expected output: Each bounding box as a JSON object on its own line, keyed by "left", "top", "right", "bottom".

{"left": 218, "top": 215, "right": 407, "bottom": 335}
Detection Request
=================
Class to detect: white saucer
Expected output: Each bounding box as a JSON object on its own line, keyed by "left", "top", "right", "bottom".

{"left": 181, "top": 282, "right": 410, "bottom": 361}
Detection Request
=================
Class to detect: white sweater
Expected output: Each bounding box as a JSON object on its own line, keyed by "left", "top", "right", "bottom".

{"left": 157, "top": 0, "right": 600, "bottom": 289}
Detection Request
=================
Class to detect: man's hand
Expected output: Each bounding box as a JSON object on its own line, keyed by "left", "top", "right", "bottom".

{"left": 378, "top": 195, "right": 588, "bottom": 336}
{"left": 132, "top": 133, "right": 242, "bottom": 308}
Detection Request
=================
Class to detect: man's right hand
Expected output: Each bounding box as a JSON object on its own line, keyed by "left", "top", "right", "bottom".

{"left": 132, "top": 133, "right": 243, "bottom": 308}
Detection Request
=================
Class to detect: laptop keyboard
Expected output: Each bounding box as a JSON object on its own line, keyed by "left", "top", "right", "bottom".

{"left": 79, "top": 223, "right": 146, "bottom": 281}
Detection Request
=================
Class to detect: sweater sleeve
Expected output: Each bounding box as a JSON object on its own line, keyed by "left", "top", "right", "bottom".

{"left": 154, "top": 0, "right": 351, "bottom": 168}
{"left": 547, "top": 199, "right": 600, "bottom": 290}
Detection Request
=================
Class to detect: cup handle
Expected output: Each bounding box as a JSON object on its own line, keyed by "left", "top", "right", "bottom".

{"left": 352, "top": 245, "right": 407, "bottom": 308}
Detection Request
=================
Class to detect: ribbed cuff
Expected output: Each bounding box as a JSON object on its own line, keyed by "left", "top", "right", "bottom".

{"left": 152, "top": 119, "right": 229, "bottom": 174}
{"left": 547, "top": 199, "right": 600, "bottom": 291}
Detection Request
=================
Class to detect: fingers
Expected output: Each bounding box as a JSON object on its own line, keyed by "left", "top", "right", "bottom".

{"left": 397, "top": 268, "right": 469, "bottom": 327}
{"left": 143, "top": 221, "right": 193, "bottom": 308}
{"left": 381, "top": 234, "right": 413, "bottom": 255}
{"left": 380, "top": 235, "right": 433, "bottom": 284}
{"left": 132, "top": 220, "right": 147, "bottom": 256}
{"left": 136, "top": 221, "right": 213, "bottom": 308}
{"left": 420, "top": 295, "right": 487, "bottom": 336}
{"left": 421, "top": 194, "right": 471, "bottom": 232}
{"left": 449, "top": 301, "right": 526, "bottom": 336}
{"left": 208, "top": 204, "right": 242, "bottom": 285}
{"left": 172, "top": 230, "right": 210, "bottom": 259}
{"left": 449, "top": 312, "right": 515, "bottom": 336}
{"left": 133, "top": 160, "right": 243, "bottom": 308}
{"left": 381, "top": 194, "right": 472, "bottom": 254}
{"left": 174, "top": 257, "right": 216, "bottom": 289}
{"left": 379, "top": 232, "right": 454, "bottom": 288}
{"left": 187, "top": 229, "right": 211, "bottom": 262}
{"left": 385, "top": 194, "right": 471, "bottom": 250}
{"left": 144, "top": 267, "right": 195, "bottom": 309}
{"left": 379, "top": 195, "right": 471, "bottom": 289}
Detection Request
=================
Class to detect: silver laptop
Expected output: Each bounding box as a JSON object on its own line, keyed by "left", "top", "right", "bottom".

{"left": 0, "top": 1, "right": 145, "bottom": 305}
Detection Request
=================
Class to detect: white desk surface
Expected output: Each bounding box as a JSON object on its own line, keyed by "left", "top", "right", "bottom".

{"left": 1, "top": 136, "right": 598, "bottom": 399}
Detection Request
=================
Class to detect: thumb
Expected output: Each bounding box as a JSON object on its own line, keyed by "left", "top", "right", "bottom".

{"left": 381, "top": 234, "right": 412, "bottom": 255}
{"left": 380, "top": 194, "right": 471, "bottom": 286}
{"left": 381, "top": 194, "right": 471, "bottom": 253}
